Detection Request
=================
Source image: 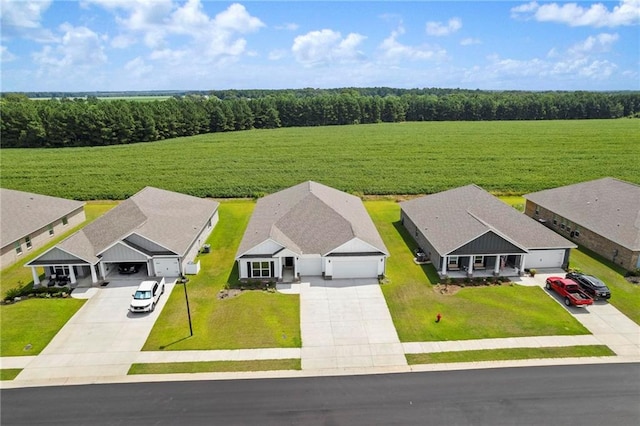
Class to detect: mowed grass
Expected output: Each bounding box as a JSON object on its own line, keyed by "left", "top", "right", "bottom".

{"left": 0, "top": 298, "right": 85, "bottom": 356}
{"left": 1, "top": 120, "right": 638, "bottom": 200}
{"left": 365, "top": 200, "right": 590, "bottom": 342}
{"left": 0, "top": 369, "right": 22, "bottom": 381}
{"left": 406, "top": 345, "right": 614, "bottom": 365}
{"left": 570, "top": 247, "right": 640, "bottom": 325}
{"left": 142, "top": 200, "right": 301, "bottom": 351}
{"left": 128, "top": 359, "right": 301, "bottom": 375}
{"left": 0, "top": 201, "right": 118, "bottom": 296}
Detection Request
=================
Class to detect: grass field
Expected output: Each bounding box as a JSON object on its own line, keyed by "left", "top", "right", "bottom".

{"left": 142, "top": 200, "right": 301, "bottom": 351}
{"left": 366, "top": 200, "right": 590, "bottom": 341}
{"left": 405, "top": 345, "right": 614, "bottom": 364}
{"left": 128, "top": 359, "right": 301, "bottom": 375}
{"left": 1, "top": 120, "right": 637, "bottom": 200}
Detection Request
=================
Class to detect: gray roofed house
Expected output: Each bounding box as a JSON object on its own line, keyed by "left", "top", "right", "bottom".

{"left": 236, "top": 181, "right": 388, "bottom": 281}
{"left": 400, "top": 184, "right": 575, "bottom": 277}
{"left": 524, "top": 177, "right": 640, "bottom": 271}
{"left": 26, "top": 187, "right": 219, "bottom": 286}
{"left": 1, "top": 188, "right": 85, "bottom": 269}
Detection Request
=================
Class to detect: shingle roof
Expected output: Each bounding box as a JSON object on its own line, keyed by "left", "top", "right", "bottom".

{"left": 41, "top": 187, "right": 219, "bottom": 264}
{"left": 236, "top": 181, "right": 388, "bottom": 257}
{"left": 0, "top": 188, "right": 85, "bottom": 247}
{"left": 525, "top": 178, "right": 640, "bottom": 251}
{"left": 400, "top": 184, "right": 574, "bottom": 256}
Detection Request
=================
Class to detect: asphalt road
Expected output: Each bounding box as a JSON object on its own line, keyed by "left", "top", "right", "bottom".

{"left": 2, "top": 364, "right": 639, "bottom": 425}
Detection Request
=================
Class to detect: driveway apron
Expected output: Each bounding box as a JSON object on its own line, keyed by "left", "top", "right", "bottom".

{"left": 300, "top": 278, "right": 407, "bottom": 370}
{"left": 16, "top": 278, "right": 175, "bottom": 381}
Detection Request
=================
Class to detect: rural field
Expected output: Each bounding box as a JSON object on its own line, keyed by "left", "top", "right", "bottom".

{"left": 1, "top": 119, "right": 638, "bottom": 200}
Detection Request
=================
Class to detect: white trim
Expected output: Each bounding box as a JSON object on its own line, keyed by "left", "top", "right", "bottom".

{"left": 325, "top": 237, "right": 389, "bottom": 256}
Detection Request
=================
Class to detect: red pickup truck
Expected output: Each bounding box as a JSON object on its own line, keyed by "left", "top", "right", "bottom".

{"left": 545, "top": 277, "right": 594, "bottom": 307}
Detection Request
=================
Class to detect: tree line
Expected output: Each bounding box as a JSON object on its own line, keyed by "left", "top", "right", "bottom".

{"left": 1, "top": 89, "right": 638, "bottom": 148}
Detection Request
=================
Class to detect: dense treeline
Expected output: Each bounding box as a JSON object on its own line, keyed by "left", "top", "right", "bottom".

{"left": 1, "top": 90, "right": 639, "bottom": 148}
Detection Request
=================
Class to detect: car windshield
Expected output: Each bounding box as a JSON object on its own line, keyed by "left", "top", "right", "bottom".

{"left": 586, "top": 276, "right": 607, "bottom": 288}
{"left": 134, "top": 290, "right": 151, "bottom": 300}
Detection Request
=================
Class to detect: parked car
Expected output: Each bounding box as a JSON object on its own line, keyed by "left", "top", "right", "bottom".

{"left": 119, "top": 263, "right": 141, "bottom": 274}
{"left": 129, "top": 278, "right": 165, "bottom": 313}
{"left": 545, "top": 276, "right": 594, "bottom": 307}
{"left": 565, "top": 272, "right": 611, "bottom": 300}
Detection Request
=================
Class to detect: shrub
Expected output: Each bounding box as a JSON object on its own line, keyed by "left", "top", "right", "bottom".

{"left": 529, "top": 269, "right": 537, "bottom": 277}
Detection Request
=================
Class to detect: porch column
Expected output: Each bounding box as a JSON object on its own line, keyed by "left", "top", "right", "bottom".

{"left": 442, "top": 256, "right": 447, "bottom": 275}
{"left": 31, "top": 267, "right": 41, "bottom": 286}
{"left": 494, "top": 256, "right": 501, "bottom": 275}
{"left": 68, "top": 265, "right": 77, "bottom": 284}
{"left": 99, "top": 262, "right": 106, "bottom": 280}
{"left": 90, "top": 264, "right": 98, "bottom": 283}
{"left": 519, "top": 255, "right": 526, "bottom": 276}
{"left": 467, "top": 256, "right": 474, "bottom": 277}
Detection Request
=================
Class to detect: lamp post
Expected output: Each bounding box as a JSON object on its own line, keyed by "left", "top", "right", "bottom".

{"left": 181, "top": 277, "right": 193, "bottom": 337}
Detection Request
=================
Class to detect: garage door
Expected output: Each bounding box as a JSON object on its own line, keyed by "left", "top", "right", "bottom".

{"left": 153, "top": 258, "right": 181, "bottom": 277}
{"left": 298, "top": 257, "right": 322, "bottom": 276}
{"left": 332, "top": 258, "right": 379, "bottom": 279}
{"left": 525, "top": 250, "right": 565, "bottom": 268}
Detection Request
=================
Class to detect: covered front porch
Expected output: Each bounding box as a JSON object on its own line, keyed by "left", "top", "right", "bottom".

{"left": 440, "top": 254, "right": 526, "bottom": 279}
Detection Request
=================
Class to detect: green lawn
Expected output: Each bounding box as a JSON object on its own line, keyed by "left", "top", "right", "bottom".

{"left": 0, "top": 201, "right": 118, "bottom": 296}
{"left": 2, "top": 120, "right": 637, "bottom": 200}
{"left": 0, "top": 369, "right": 22, "bottom": 381}
{"left": 128, "top": 359, "right": 301, "bottom": 375}
{"left": 406, "top": 345, "right": 614, "bottom": 365}
{"left": 0, "top": 298, "right": 85, "bottom": 356}
{"left": 142, "top": 200, "right": 301, "bottom": 351}
{"left": 570, "top": 246, "right": 640, "bottom": 325}
{"left": 366, "top": 200, "right": 590, "bottom": 342}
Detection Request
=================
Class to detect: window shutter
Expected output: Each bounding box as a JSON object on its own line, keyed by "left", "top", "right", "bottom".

{"left": 247, "top": 262, "right": 252, "bottom": 278}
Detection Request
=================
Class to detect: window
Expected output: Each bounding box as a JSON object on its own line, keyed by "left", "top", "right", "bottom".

{"left": 48, "top": 224, "right": 54, "bottom": 236}
{"left": 62, "top": 216, "right": 68, "bottom": 226}
{"left": 14, "top": 241, "right": 22, "bottom": 255}
{"left": 553, "top": 215, "right": 558, "bottom": 226}
{"left": 474, "top": 255, "right": 484, "bottom": 265}
{"left": 251, "top": 261, "right": 271, "bottom": 278}
{"left": 574, "top": 229, "right": 580, "bottom": 237}
{"left": 534, "top": 205, "right": 539, "bottom": 215}
{"left": 25, "top": 236, "right": 32, "bottom": 250}
{"left": 448, "top": 256, "right": 459, "bottom": 266}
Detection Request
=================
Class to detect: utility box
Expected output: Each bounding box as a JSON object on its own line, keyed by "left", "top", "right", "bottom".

{"left": 185, "top": 261, "right": 200, "bottom": 275}
{"left": 201, "top": 244, "right": 211, "bottom": 254}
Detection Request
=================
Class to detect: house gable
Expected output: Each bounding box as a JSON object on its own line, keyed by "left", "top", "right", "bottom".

{"left": 238, "top": 239, "right": 286, "bottom": 258}
{"left": 99, "top": 241, "right": 150, "bottom": 262}
{"left": 327, "top": 238, "right": 388, "bottom": 256}
{"left": 26, "top": 247, "right": 87, "bottom": 265}
{"left": 123, "top": 233, "right": 174, "bottom": 255}
{"left": 450, "top": 231, "right": 527, "bottom": 256}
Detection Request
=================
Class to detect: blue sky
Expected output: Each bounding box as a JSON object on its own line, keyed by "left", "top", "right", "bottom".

{"left": 1, "top": 1, "right": 638, "bottom": 91}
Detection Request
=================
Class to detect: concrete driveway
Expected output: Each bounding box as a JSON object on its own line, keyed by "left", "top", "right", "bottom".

{"left": 300, "top": 278, "right": 407, "bottom": 370}
{"left": 16, "top": 277, "right": 175, "bottom": 382}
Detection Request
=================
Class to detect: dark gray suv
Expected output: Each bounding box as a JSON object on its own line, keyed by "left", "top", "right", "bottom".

{"left": 565, "top": 272, "right": 611, "bottom": 300}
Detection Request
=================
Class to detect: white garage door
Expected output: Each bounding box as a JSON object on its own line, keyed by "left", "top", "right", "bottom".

{"left": 298, "top": 258, "right": 322, "bottom": 276}
{"left": 525, "top": 250, "right": 565, "bottom": 268}
{"left": 153, "top": 258, "right": 181, "bottom": 277}
{"left": 332, "top": 259, "right": 379, "bottom": 279}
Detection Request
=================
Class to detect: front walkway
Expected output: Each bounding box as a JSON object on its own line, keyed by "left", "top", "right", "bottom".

{"left": 298, "top": 278, "right": 407, "bottom": 370}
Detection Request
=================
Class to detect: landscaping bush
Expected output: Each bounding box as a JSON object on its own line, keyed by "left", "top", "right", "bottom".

{"left": 3, "top": 283, "right": 69, "bottom": 302}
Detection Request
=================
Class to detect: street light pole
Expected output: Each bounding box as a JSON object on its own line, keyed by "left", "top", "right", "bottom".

{"left": 182, "top": 278, "right": 193, "bottom": 337}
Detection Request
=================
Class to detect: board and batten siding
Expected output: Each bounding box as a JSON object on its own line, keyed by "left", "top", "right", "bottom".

{"left": 400, "top": 209, "right": 442, "bottom": 270}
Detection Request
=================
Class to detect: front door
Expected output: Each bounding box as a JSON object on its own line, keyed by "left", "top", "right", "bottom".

{"left": 285, "top": 257, "right": 294, "bottom": 268}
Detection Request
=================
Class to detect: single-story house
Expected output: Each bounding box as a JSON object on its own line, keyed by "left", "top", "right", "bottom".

{"left": 524, "top": 177, "right": 640, "bottom": 271}
{"left": 400, "top": 184, "right": 576, "bottom": 277}
{"left": 26, "top": 187, "right": 219, "bottom": 285}
{"left": 1, "top": 188, "right": 85, "bottom": 269}
{"left": 235, "top": 181, "right": 388, "bottom": 281}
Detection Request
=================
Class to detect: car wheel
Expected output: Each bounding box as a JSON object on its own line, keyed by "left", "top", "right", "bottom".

{"left": 545, "top": 282, "right": 551, "bottom": 290}
{"left": 161, "top": 285, "right": 165, "bottom": 295}
{"left": 151, "top": 302, "right": 156, "bottom": 312}
{"left": 564, "top": 297, "right": 571, "bottom": 307}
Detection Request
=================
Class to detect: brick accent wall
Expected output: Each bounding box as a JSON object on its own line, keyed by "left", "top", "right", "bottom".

{"left": 525, "top": 200, "right": 638, "bottom": 271}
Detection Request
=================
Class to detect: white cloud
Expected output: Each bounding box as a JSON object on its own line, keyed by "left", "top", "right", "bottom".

{"left": 426, "top": 17, "right": 462, "bottom": 36}
{"left": 32, "top": 23, "right": 107, "bottom": 69}
{"left": 292, "top": 29, "right": 366, "bottom": 67}
{"left": 0, "top": 0, "right": 55, "bottom": 41}
{"left": 268, "top": 49, "right": 287, "bottom": 61}
{"left": 568, "top": 33, "right": 619, "bottom": 55}
{"left": 0, "top": 45, "right": 17, "bottom": 62}
{"left": 124, "top": 56, "right": 153, "bottom": 78}
{"left": 211, "top": 2, "right": 264, "bottom": 33}
{"left": 379, "top": 26, "right": 446, "bottom": 62}
{"left": 460, "top": 37, "right": 481, "bottom": 46}
{"left": 275, "top": 23, "right": 299, "bottom": 31}
{"left": 110, "top": 34, "right": 136, "bottom": 49}
{"left": 511, "top": 0, "right": 640, "bottom": 27}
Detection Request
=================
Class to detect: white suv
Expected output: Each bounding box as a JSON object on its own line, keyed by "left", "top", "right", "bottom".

{"left": 129, "top": 279, "right": 165, "bottom": 313}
